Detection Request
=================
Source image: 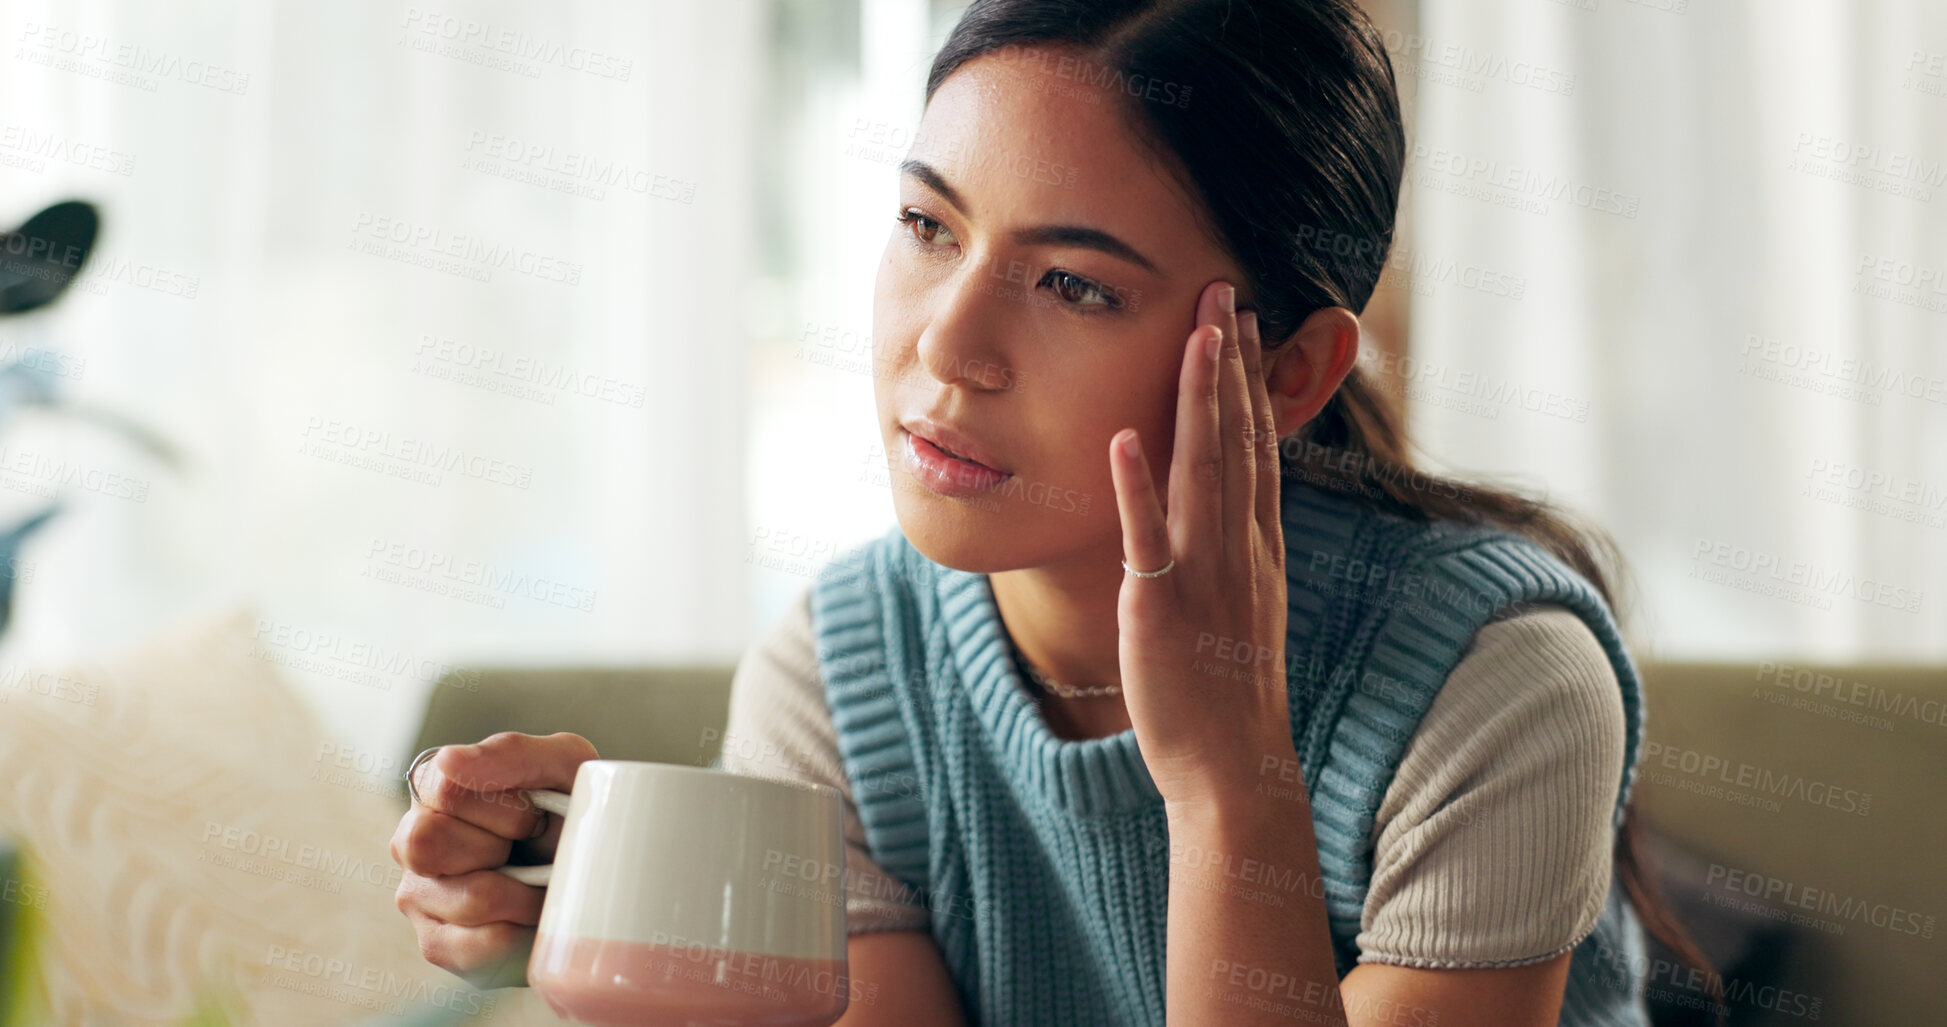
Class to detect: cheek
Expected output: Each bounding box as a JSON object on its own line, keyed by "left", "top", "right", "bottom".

{"left": 872, "top": 242, "right": 897, "bottom": 332}
{"left": 1019, "top": 327, "right": 1180, "bottom": 449}
{"left": 873, "top": 254, "right": 928, "bottom": 351}
{"left": 1045, "top": 394, "right": 1150, "bottom": 486}
{"left": 1110, "top": 342, "right": 1194, "bottom": 466}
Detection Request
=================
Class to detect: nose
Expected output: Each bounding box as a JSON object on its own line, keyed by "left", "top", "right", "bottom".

{"left": 911, "top": 257, "right": 1018, "bottom": 393}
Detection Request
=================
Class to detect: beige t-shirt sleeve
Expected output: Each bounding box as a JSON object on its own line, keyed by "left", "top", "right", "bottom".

{"left": 719, "top": 583, "right": 932, "bottom": 935}
{"left": 725, "top": 587, "right": 1626, "bottom": 960}
{"left": 1355, "top": 603, "right": 1628, "bottom": 967}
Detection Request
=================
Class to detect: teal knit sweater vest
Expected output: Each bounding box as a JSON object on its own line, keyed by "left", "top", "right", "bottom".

{"left": 804, "top": 476, "right": 1653, "bottom": 1025}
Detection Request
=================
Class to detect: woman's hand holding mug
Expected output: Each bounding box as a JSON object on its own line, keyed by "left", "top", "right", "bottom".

{"left": 390, "top": 730, "right": 598, "bottom": 990}
{"left": 391, "top": 731, "right": 852, "bottom": 1026}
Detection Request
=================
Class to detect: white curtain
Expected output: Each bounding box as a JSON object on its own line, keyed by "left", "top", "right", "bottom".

{"left": 0, "top": 0, "right": 762, "bottom": 760}
{"left": 743, "top": 0, "right": 942, "bottom": 631}
{"left": 1404, "top": 0, "right": 1946, "bottom": 661}
{"left": 16, "top": 0, "right": 1934, "bottom": 772}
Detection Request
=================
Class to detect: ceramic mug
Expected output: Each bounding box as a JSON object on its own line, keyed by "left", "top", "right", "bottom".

{"left": 493, "top": 760, "right": 851, "bottom": 1027}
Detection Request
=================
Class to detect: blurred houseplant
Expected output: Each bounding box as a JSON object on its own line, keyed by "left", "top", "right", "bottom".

{"left": 0, "top": 199, "right": 189, "bottom": 1025}
{"left": 0, "top": 206, "right": 493, "bottom": 1026}
{"left": 0, "top": 200, "right": 180, "bottom": 626}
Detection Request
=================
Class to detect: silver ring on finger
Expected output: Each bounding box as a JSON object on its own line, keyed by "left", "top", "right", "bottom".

{"left": 405, "top": 746, "right": 443, "bottom": 806}
{"left": 1122, "top": 558, "right": 1175, "bottom": 578}
{"left": 525, "top": 797, "right": 552, "bottom": 840}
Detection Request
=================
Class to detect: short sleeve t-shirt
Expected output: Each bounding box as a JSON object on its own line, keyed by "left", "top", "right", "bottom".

{"left": 718, "top": 584, "right": 1626, "bottom": 967}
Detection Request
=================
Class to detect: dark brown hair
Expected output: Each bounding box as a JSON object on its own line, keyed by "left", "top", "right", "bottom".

{"left": 927, "top": 0, "right": 1717, "bottom": 1006}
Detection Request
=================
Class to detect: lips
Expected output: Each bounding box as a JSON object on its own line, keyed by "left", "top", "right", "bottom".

{"left": 901, "top": 417, "right": 1009, "bottom": 475}
{"left": 929, "top": 438, "right": 978, "bottom": 463}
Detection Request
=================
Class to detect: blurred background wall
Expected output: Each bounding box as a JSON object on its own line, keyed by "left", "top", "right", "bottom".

{"left": 0, "top": 1, "right": 763, "bottom": 764}
{"left": 3, "top": 0, "right": 1940, "bottom": 766}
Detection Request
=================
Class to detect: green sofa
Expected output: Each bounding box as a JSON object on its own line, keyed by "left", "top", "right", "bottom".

{"left": 408, "top": 664, "right": 735, "bottom": 771}
{"left": 404, "top": 659, "right": 1947, "bottom": 1026}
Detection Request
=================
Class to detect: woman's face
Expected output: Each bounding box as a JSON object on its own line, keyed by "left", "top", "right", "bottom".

{"left": 874, "top": 46, "right": 1255, "bottom": 574}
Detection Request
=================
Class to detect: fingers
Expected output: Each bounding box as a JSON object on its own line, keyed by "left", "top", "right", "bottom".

{"left": 413, "top": 732, "right": 596, "bottom": 842}
{"left": 398, "top": 868, "right": 546, "bottom": 929}
{"left": 411, "top": 753, "right": 547, "bottom": 844}
{"left": 1110, "top": 428, "right": 1172, "bottom": 584}
{"left": 391, "top": 803, "right": 517, "bottom": 877}
{"left": 403, "top": 909, "right": 537, "bottom": 987}
{"left": 439, "top": 730, "right": 599, "bottom": 794}
{"left": 1168, "top": 299, "right": 1225, "bottom": 553}
{"left": 394, "top": 731, "right": 590, "bottom": 987}
{"left": 1238, "top": 310, "right": 1282, "bottom": 533}
{"left": 1204, "top": 281, "right": 1254, "bottom": 545}
{"left": 1116, "top": 280, "right": 1277, "bottom": 588}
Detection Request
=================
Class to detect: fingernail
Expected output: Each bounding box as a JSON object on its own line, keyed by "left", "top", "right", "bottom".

{"left": 1120, "top": 431, "right": 1141, "bottom": 458}
{"left": 1216, "top": 284, "right": 1235, "bottom": 313}
{"left": 1205, "top": 330, "right": 1223, "bottom": 362}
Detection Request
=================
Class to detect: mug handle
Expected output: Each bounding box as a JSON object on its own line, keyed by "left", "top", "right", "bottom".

{"left": 492, "top": 788, "right": 574, "bottom": 887}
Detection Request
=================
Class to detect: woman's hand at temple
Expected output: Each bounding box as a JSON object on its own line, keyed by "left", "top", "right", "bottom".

{"left": 389, "top": 731, "right": 599, "bottom": 988}
{"left": 1108, "top": 278, "right": 1296, "bottom": 812}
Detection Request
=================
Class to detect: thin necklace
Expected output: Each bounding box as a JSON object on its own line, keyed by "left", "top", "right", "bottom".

{"left": 1017, "top": 654, "right": 1123, "bottom": 699}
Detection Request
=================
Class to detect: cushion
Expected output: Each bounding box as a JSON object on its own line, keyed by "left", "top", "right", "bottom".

{"left": 0, "top": 603, "right": 565, "bottom": 1024}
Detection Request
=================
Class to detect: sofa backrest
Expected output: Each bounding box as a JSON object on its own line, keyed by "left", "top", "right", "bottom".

{"left": 405, "top": 658, "right": 1947, "bottom": 1022}
{"left": 407, "top": 664, "right": 737, "bottom": 782}
{"left": 1636, "top": 661, "right": 1946, "bottom": 1025}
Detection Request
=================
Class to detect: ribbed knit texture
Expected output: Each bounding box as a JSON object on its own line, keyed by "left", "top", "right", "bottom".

{"left": 809, "top": 475, "right": 1652, "bottom": 1026}
{"left": 1358, "top": 606, "right": 1628, "bottom": 966}
{"left": 719, "top": 588, "right": 1625, "bottom": 957}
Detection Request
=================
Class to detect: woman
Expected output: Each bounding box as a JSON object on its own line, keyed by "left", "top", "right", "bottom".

{"left": 393, "top": 1, "right": 1709, "bottom": 1023}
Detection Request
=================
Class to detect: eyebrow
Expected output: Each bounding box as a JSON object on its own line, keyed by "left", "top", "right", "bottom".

{"left": 899, "top": 158, "right": 1162, "bottom": 277}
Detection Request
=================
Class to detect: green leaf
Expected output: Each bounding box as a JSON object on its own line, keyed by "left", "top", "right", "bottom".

{"left": 0, "top": 842, "right": 46, "bottom": 1027}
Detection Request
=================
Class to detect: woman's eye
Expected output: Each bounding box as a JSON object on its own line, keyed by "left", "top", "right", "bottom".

{"left": 1042, "top": 269, "right": 1121, "bottom": 312}
{"left": 895, "top": 207, "right": 1120, "bottom": 314}
{"left": 895, "top": 207, "right": 954, "bottom": 247}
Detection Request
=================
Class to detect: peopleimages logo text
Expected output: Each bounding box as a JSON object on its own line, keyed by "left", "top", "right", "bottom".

{"left": 1640, "top": 741, "right": 1872, "bottom": 815}
{"left": 1690, "top": 538, "right": 1923, "bottom": 613}
{"left": 364, "top": 539, "right": 597, "bottom": 612}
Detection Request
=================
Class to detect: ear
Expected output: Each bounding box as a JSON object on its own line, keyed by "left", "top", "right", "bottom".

{"left": 1259, "top": 306, "right": 1360, "bottom": 438}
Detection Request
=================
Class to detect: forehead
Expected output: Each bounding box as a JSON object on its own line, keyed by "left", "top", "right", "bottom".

{"left": 911, "top": 48, "right": 1208, "bottom": 266}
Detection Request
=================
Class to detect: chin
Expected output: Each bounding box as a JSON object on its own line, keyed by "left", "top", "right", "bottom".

{"left": 893, "top": 496, "right": 1024, "bottom": 574}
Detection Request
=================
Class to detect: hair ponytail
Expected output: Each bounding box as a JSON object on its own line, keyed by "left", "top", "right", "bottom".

{"left": 930, "top": 1, "right": 1718, "bottom": 1011}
